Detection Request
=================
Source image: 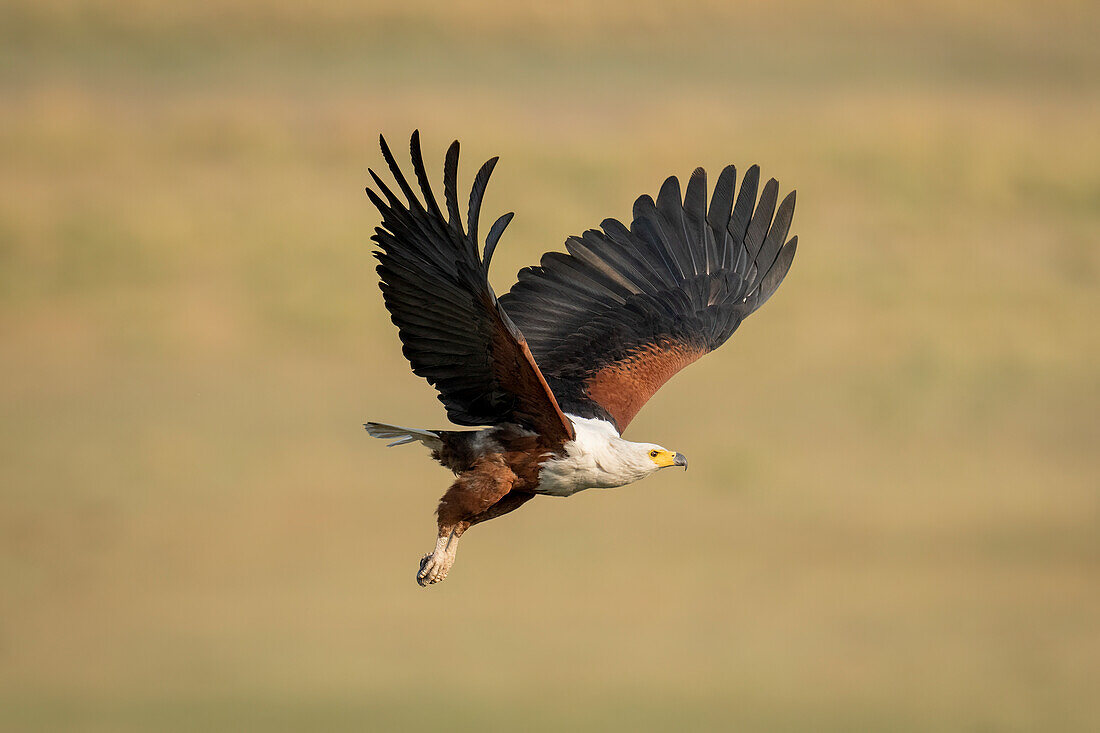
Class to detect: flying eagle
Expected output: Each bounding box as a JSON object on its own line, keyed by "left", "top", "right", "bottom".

{"left": 364, "top": 132, "right": 798, "bottom": 586}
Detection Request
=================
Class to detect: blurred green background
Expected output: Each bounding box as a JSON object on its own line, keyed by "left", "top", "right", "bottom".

{"left": 2, "top": 1, "right": 1098, "bottom": 731}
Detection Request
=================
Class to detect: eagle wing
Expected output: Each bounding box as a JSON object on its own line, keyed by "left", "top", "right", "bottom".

{"left": 367, "top": 132, "right": 574, "bottom": 445}
{"left": 498, "top": 165, "right": 797, "bottom": 433}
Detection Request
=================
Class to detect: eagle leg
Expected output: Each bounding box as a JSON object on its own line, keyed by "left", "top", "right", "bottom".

{"left": 417, "top": 531, "right": 461, "bottom": 586}
{"left": 416, "top": 456, "right": 518, "bottom": 587}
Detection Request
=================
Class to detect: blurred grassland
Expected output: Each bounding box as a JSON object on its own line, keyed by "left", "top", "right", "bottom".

{"left": 1, "top": 1, "right": 1099, "bottom": 731}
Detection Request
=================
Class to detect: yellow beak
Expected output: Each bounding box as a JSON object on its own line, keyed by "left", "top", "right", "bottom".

{"left": 653, "top": 450, "right": 688, "bottom": 469}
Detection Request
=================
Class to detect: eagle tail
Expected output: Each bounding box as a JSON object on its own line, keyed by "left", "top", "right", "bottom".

{"left": 363, "top": 422, "right": 445, "bottom": 450}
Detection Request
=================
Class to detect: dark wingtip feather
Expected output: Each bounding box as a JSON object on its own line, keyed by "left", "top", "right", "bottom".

{"left": 443, "top": 140, "right": 464, "bottom": 235}
{"left": 752, "top": 235, "right": 797, "bottom": 310}
{"left": 754, "top": 188, "right": 796, "bottom": 276}
{"left": 708, "top": 164, "right": 738, "bottom": 268}
{"left": 744, "top": 177, "right": 779, "bottom": 260}
{"left": 483, "top": 212, "right": 514, "bottom": 273}
{"left": 684, "top": 167, "right": 711, "bottom": 272}
{"left": 364, "top": 185, "right": 390, "bottom": 214}
{"left": 409, "top": 130, "right": 444, "bottom": 221}
{"left": 467, "top": 156, "right": 499, "bottom": 250}
{"left": 656, "top": 174, "right": 699, "bottom": 276}
{"left": 685, "top": 168, "right": 707, "bottom": 210}
{"left": 729, "top": 164, "right": 760, "bottom": 241}
{"left": 707, "top": 165, "right": 737, "bottom": 226}
{"left": 377, "top": 134, "right": 394, "bottom": 169}
{"left": 377, "top": 132, "right": 421, "bottom": 209}
{"left": 367, "top": 168, "right": 403, "bottom": 211}
{"left": 656, "top": 175, "right": 683, "bottom": 209}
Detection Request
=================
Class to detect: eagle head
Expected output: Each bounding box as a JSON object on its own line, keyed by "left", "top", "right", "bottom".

{"left": 637, "top": 444, "right": 688, "bottom": 472}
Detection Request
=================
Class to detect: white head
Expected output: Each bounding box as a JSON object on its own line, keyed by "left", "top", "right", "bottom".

{"left": 581, "top": 418, "right": 687, "bottom": 484}
{"left": 615, "top": 441, "right": 688, "bottom": 481}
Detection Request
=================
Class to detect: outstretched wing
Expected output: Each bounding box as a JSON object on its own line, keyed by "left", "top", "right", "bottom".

{"left": 499, "top": 165, "right": 797, "bottom": 432}
{"left": 367, "top": 132, "right": 574, "bottom": 445}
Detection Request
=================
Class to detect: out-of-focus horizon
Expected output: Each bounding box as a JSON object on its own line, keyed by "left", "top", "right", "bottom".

{"left": 2, "top": 1, "right": 1098, "bottom": 731}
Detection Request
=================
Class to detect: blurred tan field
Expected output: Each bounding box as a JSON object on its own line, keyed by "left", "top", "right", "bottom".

{"left": 2, "top": 1, "right": 1099, "bottom": 730}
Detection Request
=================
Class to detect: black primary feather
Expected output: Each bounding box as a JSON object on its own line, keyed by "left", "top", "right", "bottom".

{"left": 367, "top": 132, "right": 572, "bottom": 443}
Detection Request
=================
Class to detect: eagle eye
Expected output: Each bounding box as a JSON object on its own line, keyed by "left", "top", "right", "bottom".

{"left": 649, "top": 450, "right": 659, "bottom": 458}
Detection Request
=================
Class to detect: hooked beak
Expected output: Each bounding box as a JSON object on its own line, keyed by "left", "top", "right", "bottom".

{"left": 673, "top": 452, "right": 688, "bottom": 469}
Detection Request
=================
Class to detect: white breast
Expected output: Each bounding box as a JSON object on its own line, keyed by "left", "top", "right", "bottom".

{"left": 536, "top": 415, "right": 652, "bottom": 497}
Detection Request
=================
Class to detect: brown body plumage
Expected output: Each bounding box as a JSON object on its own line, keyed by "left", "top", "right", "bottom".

{"left": 429, "top": 427, "right": 543, "bottom": 533}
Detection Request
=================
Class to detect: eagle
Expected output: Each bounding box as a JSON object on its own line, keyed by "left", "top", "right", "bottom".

{"left": 364, "top": 132, "right": 798, "bottom": 586}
